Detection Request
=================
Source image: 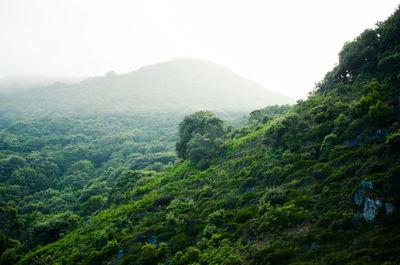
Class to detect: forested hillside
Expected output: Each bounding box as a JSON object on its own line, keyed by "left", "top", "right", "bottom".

{"left": 0, "top": 58, "right": 293, "bottom": 118}
{"left": 0, "top": 75, "right": 84, "bottom": 94}
{"left": 1, "top": 6, "right": 400, "bottom": 265}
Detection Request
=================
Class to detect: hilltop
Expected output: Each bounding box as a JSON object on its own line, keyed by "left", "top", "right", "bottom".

{"left": 1, "top": 6, "right": 400, "bottom": 265}
{"left": 0, "top": 58, "right": 294, "bottom": 118}
{"left": 0, "top": 75, "right": 85, "bottom": 94}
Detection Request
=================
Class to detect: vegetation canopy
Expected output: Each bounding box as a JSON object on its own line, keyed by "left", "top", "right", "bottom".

{"left": 1, "top": 6, "right": 400, "bottom": 265}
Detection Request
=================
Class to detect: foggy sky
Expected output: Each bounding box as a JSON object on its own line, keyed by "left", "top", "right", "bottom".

{"left": 0, "top": 0, "right": 398, "bottom": 98}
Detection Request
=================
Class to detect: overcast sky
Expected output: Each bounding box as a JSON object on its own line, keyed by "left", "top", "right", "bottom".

{"left": 0, "top": 0, "right": 398, "bottom": 98}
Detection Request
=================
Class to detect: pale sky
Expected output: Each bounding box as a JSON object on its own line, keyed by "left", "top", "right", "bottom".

{"left": 0, "top": 0, "right": 398, "bottom": 99}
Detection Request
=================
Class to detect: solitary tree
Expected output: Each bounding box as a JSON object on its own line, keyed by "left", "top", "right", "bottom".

{"left": 176, "top": 111, "right": 224, "bottom": 167}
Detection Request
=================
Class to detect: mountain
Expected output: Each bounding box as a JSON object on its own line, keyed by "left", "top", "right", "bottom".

{"left": 0, "top": 59, "right": 294, "bottom": 118}
{"left": 2, "top": 6, "right": 400, "bottom": 265}
{"left": 0, "top": 74, "right": 85, "bottom": 94}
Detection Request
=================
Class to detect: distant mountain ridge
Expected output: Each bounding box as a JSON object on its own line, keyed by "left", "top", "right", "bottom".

{"left": 0, "top": 74, "right": 85, "bottom": 94}
{"left": 0, "top": 59, "right": 294, "bottom": 117}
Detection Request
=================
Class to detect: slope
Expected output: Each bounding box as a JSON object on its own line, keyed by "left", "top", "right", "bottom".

{"left": 0, "top": 58, "right": 294, "bottom": 118}
{"left": 2, "top": 6, "right": 400, "bottom": 265}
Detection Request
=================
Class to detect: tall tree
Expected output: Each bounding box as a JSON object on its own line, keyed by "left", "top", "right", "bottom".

{"left": 176, "top": 111, "right": 224, "bottom": 161}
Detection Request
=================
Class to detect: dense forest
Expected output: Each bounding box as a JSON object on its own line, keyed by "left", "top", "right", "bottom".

{"left": 1, "top": 6, "right": 400, "bottom": 265}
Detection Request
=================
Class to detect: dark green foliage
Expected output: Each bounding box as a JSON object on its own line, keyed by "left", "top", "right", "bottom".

{"left": 107, "top": 170, "right": 155, "bottom": 205}
{"left": 170, "top": 246, "right": 200, "bottom": 265}
{"left": 0, "top": 241, "right": 24, "bottom": 265}
{"left": 252, "top": 245, "right": 298, "bottom": 265}
{"left": 0, "top": 206, "right": 23, "bottom": 238}
{"left": 32, "top": 211, "right": 79, "bottom": 246}
{"left": 259, "top": 186, "right": 287, "bottom": 208}
{"left": 264, "top": 113, "right": 306, "bottom": 151}
{"left": 368, "top": 100, "right": 395, "bottom": 126}
{"left": 386, "top": 129, "right": 400, "bottom": 151}
{"left": 187, "top": 133, "right": 214, "bottom": 168}
{"left": 235, "top": 206, "right": 257, "bottom": 223}
{"left": 176, "top": 111, "right": 225, "bottom": 167}
{"left": 378, "top": 52, "right": 400, "bottom": 74}
{"left": 2, "top": 7, "right": 400, "bottom": 265}
{"left": 355, "top": 89, "right": 379, "bottom": 116}
{"left": 320, "top": 134, "right": 337, "bottom": 161}
{"left": 0, "top": 59, "right": 293, "bottom": 117}
{"left": 337, "top": 29, "right": 379, "bottom": 82}
{"left": 333, "top": 113, "right": 349, "bottom": 136}
{"left": 0, "top": 232, "right": 6, "bottom": 256}
{"left": 248, "top": 104, "right": 292, "bottom": 126}
{"left": 80, "top": 195, "right": 104, "bottom": 216}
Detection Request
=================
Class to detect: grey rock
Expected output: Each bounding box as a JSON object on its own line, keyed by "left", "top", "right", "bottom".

{"left": 309, "top": 242, "right": 318, "bottom": 251}
{"left": 363, "top": 197, "right": 382, "bottom": 222}
{"left": 354, "top": 189, "right": 365, "bottom": 206}
{"left": 361, "top": 181, "right": 373, "bottom": 189}
{"left": 385, "top": 203, "right": 396, "bottom": 216}
{"left": 302, "top": 242, "right": 318, "bottom": 251}
{"left": 354, "top": 211, "right": 362, "bottom": 218}
{"left": 118, "top": 249, "right": 123, "bottom": 259}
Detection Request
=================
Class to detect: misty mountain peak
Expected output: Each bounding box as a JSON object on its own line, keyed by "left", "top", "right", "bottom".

{"left": 1, "top": 59, "right": 294, "bottom": 117}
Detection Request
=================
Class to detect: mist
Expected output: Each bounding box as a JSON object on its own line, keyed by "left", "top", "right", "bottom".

{"left": 0, "top": 58, "right": 295, "bottom": 118}
{"left": 2, "top": 3, "right": 400, "bottom": 264}
{"left": 1, "top": 0, "right": 398, "bottom": 98}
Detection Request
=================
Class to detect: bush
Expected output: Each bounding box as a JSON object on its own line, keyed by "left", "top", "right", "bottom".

{"left": 100, "top": 240, "right": 119, "bottom": 256}
{"left": 207, "top": 209, "right": 226, "bottom": 227}
{"left": 258, "top": 203, "right": 302, "bottom": 232}
{"left": 386, "top": 130, "right": 400, "bottom": 151}
{"left": 259, "top": 186, "right": 286, "bottom": 211}
{"left": 171, "top": 246, "right": 200, "bottom": 265}
{"left": 368, "top": 100, "right": 395, "bottom": 127}
{"left": 80, "top": 195, "right": 104, "bottom": 216}
{"left": 235, "top": 206, "right": 257, "bottom": 223}
{"left": 252, "top": 245, "right": 297, "bottom": 265}
{"left": 264, "top": 114, "right": 305, "bottom": 150}
{"left": 355, "top": 88, "right": 379, "bottom": 116}
{"left": 169, "top": 233, "right": 194, "bottom": 252}
{"left": 334, "top": 113, "right": 349, "bottom": 136}
{"left": 32, "top": 211, "right": 79, "bottom": 246}
{"left": 320, "top": 134, "right": 337, "bottom": 160}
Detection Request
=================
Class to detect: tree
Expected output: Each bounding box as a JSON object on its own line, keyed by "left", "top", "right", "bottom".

{"left": 176, "top": 111, "right": 225, "bottom": 161}
{"left": 80, "top": 195, "right": 104, "bottom": 216}
{"left": 336, "top": 29, "right": 379, "bottom": 82}
{"left": 32, "top": 211, "right": 79, "bottom": 246}
{"left": 334, "top": 113, "right": 349, "bottom": 136}
{"left": 0, "top": 206, "right": 24, "bottom": 238}
{"left": 187, "top": 133, "right": 213, "bottom": 167}
{"left": 320, "top": 134, "right": 337, "bottom": 161}
{"left": 355, "top": 89, "right": 379, "bottom": 116}
{"left": 368, "top": 100, "right": 395, "bottom": 127}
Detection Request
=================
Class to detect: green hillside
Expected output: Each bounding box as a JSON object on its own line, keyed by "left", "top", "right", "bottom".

{"left": 1, "top": 6, "right": 400, "bottom": 265}
{"left": 0, "top": 58, "right": 293, "bottom": 118}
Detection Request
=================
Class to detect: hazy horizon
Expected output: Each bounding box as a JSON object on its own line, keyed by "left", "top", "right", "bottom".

{"left": 1, "top": 0, "right": 399, "bottom": 98}
{"left": 0, "top": 57, "right": 291, "bottom": 98}
{"left": 0, "top": 58, "right": 295, "bottom": 118}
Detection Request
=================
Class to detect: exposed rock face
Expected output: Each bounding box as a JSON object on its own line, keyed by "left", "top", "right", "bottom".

{"left": 118, "top": 249, "right": 123, "bottom": 259}
{"left": 354, "top": 189, "right": 365, "bottom": 206}
{"left": 361, "top": 181, "right": 373, "bottom": 189}
{"left": 354, "top": 181, "right": 392, "bottom": 222}
{"left": 385, "top": 203, "right": 396, "bottom": 216}
{"left": 363, "top": 197, "right": 382, "bottom": 222}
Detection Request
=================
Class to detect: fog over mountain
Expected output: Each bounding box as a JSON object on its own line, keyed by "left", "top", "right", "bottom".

{"left": 1, "top": 4, "right": 400, "bottom": 264}
{"left": 0, "top": 58, "right": 294, "bottom": 117}
{"left": 0, "top": 75, "right": 85, "bottom": 94}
